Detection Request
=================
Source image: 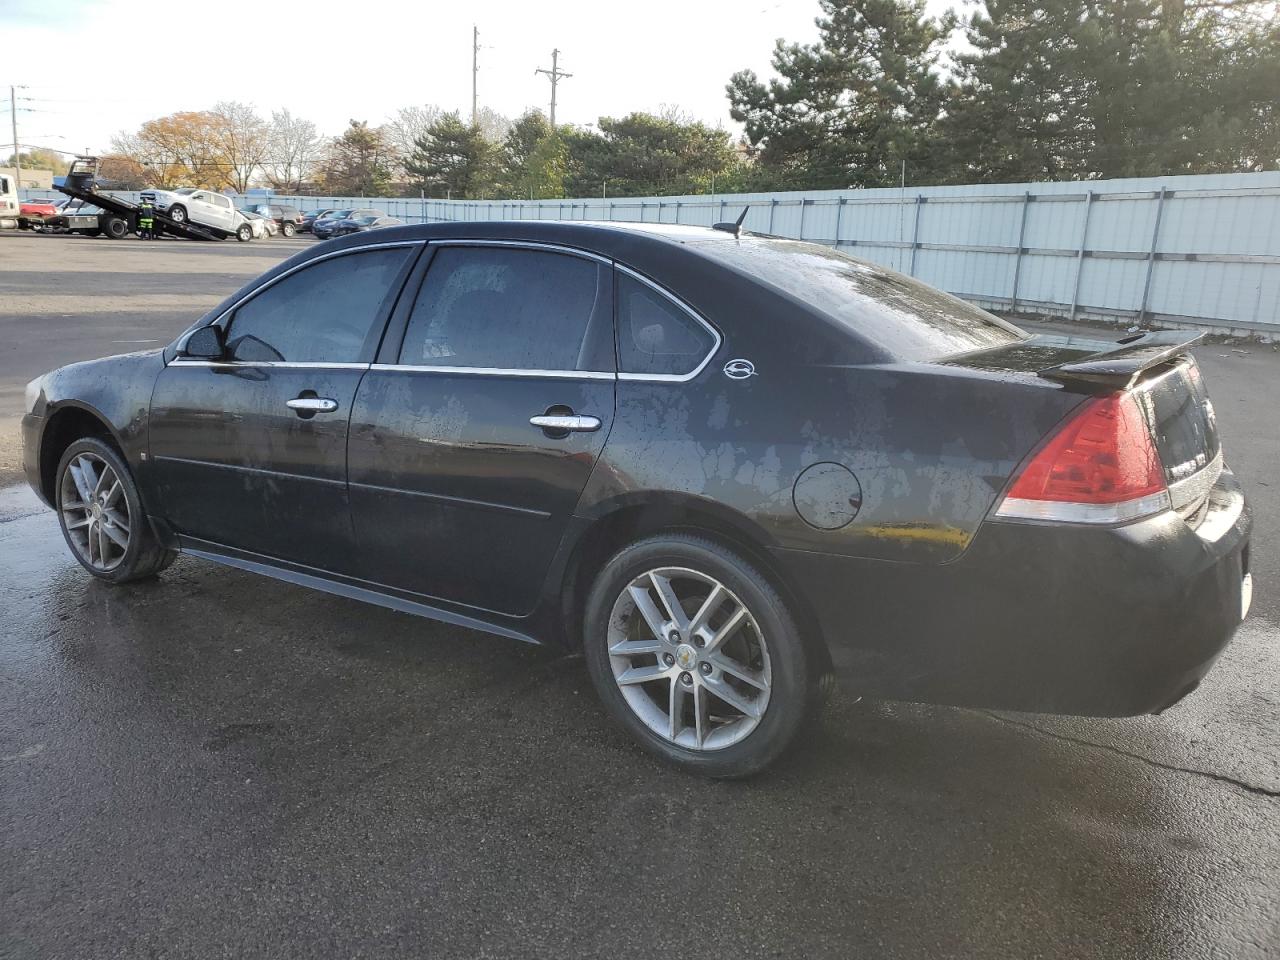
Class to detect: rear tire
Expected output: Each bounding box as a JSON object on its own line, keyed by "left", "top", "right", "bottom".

{"left": 281, "top": 221, "right": 296, "bottom": 237}
{"left": 100, "top": 216, "right": 128, "bottom": 239}
{"left": 583, "top": 533, "right": 814, "bottom": 778}
{"left": 55, "top": 437, "right": 175, "bottom": 583}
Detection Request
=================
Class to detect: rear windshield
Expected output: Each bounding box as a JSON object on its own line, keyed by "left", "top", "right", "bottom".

{"left": 701, "top": 237, "right": 1024, "bottom": 361}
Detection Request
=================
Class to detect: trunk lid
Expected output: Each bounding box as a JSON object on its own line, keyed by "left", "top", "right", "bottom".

{"left": 947, "top": 330, "right": 1222, "bottom": 523}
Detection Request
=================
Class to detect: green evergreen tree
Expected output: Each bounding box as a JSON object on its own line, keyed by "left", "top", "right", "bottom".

{"left": 943, "top": 0, "right": 1280, "bottom": 182}
{"left": 320, "top": 120, "right": 396, "bottom": 196}
{"left": 562, "top": 112, "right": 739, "bottom": 197}
{"left": 405, "top": 112, "right": 495, "bottom": 199}
{"left": 498, "top": 110, "right": 567, "bottom": 199}
{"left": 727, "top": 0, "right": 953, "bottom": 189}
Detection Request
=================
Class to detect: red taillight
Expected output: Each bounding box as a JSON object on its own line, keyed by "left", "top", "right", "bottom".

{"left": 995, "top": 392, "right": 1170, "bottom": 524}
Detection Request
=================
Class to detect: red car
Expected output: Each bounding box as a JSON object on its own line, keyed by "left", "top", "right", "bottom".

{"left": 18, "top": 198, "right": 60, "bottom": 230}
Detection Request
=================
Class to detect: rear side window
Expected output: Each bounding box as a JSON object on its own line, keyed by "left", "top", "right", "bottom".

{"left": 616, "top": 273, "right": 717, "bottom": 377}
{"left": 702, "top": 238, "right": 1023, "bottom": 361}
{"left": 226, "top": 248, "right": 411, "bottom": 363}
{"left": 399, "top": 246, "right": 611, "bottom": 371}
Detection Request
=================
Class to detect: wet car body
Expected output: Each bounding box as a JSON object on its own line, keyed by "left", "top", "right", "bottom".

{"left": 20, "top": 221, "right": 1251, "bottom": 725}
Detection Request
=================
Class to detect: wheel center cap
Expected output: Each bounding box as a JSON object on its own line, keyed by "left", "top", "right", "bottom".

{"left": 90, "top": 503, "right": 102, "bottom": 520}
{"left": 674, "top": 644, "right": 697, "bottom": 670}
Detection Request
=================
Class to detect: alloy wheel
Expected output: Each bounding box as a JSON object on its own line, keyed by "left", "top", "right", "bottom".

{"left": 59, "top": 452, "right": 131, "bottom": 572}
{"left": 607, "top": 566, "right": 772, "bottom": 751}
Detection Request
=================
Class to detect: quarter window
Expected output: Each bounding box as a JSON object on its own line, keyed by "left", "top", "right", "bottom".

{"left": 225, "top": 248, "right": 411, "bottom": 363}
{"left": 399, "top": 246, "right": 610, "bottom": 371}
{"left": 615, "top": 273, "right": 716, "bottom": 377}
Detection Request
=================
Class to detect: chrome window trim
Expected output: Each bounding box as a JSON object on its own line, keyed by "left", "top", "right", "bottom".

{"left": 369, "top": 363, "right": 615, "bottom": 381}
{"left": 614, "top": 264, "right": 722, "bottom": 383}
{"left": 428, "top": 237, "right": 611, "bottom": 265}
{"left": 172, "top": 240, "right": 425, "bottom": 357}
{"left": 168, "top": 360, "right": 371, "bottom": 370}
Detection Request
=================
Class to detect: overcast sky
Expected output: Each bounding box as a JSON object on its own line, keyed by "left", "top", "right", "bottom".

{"left": 3, "top": 0, "right": 957, "bottom": 156}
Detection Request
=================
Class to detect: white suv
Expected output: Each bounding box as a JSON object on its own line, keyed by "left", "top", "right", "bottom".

{"left": 140, "top": 188, "right": 241, "bottom": 232}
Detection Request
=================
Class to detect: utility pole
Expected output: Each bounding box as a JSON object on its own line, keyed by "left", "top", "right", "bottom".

{"left": 471, "top": 25, "right": 479, "bottom": 125}
{"left": 9, "top": 85, "right": 24, "bottom": 191}
{"left": 535, "top": 49, "right": 572, "bottom": 128}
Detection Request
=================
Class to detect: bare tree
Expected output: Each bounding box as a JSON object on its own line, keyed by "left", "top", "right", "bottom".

{"left": 475, "top": 105, "right": 512, "bottom": 143}
{"left": 263, "top": 109, "right": 324, "bottom": 192}
{"left": 211, "top": 101, "right": 269, "bottom": 193}
{"left": 385, "top": 105, "right": 444, "bottom": 175}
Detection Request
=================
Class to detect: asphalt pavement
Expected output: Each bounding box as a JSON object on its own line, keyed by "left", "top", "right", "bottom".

{"left": 1, "top": 230, "right": 1277, "bottom": 959}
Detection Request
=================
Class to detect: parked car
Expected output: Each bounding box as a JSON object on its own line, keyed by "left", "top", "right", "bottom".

{"left": 43, "top": 199, "right": 108, "bottom": 236}
{"left": 242, "top": 203, "right": 304, "bottom": 237}
{"left": 18, "top": 197, "right": 60, "bottom": 230}
{"left": 301, "top": 208, "right": 342, "bottom": 232}
{"left": 312, "top": 209, "right": 384, "bottom": 240}
{"left": 19, "top": 221, "right": 1251, "bottom": 778}
{"left": 236, "top": 209, "right": 273, "bottom": 239}
{"left": 140, "top": 188, "right": 243, "bottom": 235}
{"left": 327, "top": 215, "right": 404, "bottom": 237}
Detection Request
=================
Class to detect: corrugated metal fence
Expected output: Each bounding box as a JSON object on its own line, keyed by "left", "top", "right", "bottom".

{"left": 23, "top": 171, "right": 1280, "bottom": 337}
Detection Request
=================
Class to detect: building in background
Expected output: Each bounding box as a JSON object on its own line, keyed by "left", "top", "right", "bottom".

{"left": 0, "top": 167, "right": 54, "bottom": 191}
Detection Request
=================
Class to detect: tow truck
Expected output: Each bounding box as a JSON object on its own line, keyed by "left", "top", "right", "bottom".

{"left": 53, "top": 156, "right": 254, "bottom": 241}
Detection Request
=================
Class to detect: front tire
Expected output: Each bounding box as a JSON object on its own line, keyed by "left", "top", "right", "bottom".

{"left": 281, "top": 221, "right": 296, "bottom": 237}
{"left": 236, "top": 223, "right": 252, "bottom": 241}
{"left": 583, "top": 534, "right": 814, "bottom": 778}
{"left": 167, "top": 204, "right": 187, "bottom": 224}
{"left": 56, "top": 438, "right": 175, "bottom": 583}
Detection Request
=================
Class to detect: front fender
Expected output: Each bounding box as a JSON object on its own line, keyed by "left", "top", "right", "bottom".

{"left": 33, "top": 350, "right": 166, "bottom": 492}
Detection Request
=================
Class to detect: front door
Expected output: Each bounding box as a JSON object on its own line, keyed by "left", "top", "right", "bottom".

{"left": 149, "top": 244, "right": 418, "bottom": 569}
{"left": 347, "top": 243, "right": 616, "bottom": 616}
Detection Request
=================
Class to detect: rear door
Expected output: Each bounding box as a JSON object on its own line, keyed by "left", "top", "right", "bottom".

{"left": 149, "top": 243, "right": 419, "bottom": 568}
{"left": 347, "top": 242, "right": 616, "bottom": 615}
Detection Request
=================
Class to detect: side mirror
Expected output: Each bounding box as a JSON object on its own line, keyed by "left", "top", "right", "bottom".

{"left": 184, "top": 325, "right": 226, "bottom": 359}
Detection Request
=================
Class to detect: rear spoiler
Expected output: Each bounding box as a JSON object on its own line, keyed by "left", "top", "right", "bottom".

{"left": 1039, "top": 330, "right": 1203, "bottom": 391}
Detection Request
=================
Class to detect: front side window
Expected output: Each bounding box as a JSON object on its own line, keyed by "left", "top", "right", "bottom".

{"left": 225, "top": 248, "right": 412, "bottom": 363}
{"left": 399, "top": 246, "right": 610, "bottom": 372}
{"left": 615, "top": 273, "right": 717, "bottom": 377}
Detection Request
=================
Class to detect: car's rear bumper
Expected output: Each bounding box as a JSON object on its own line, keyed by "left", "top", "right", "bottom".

{"left": 775, "top": 469, "right": 1252, "bottom": 716}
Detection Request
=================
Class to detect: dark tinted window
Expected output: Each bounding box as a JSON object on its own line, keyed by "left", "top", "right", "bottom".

{"left": 701, "top": 237, "right": 1023, "bottom": 361}
{"left": 616, "top": 273, "right": 716, "bottom": 377}
{"left": 227, "top": 248, "right": 411, "bottom": 363}
{"left": 399, "top": 246, "right": 608, "bottom": 371}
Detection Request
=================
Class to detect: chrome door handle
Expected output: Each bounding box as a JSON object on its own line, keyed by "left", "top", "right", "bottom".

{"left": 286, "top": 397, "right": 339, "bottom": 413}
{"left": 529, "top": 414, "right": 601, "bottom": 433}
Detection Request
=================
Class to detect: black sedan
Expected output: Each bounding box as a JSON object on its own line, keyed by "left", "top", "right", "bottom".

{"left": 300, "top": 208, "right": 343, "bottom": 233}
{"left": 326, "top": 215, "right": 404, "bottom": 237}
{"left": 20, "top": 221, "right": 1252, "bottom": 777}
{"left": 312, "top": 209, "right": 385, "bottom": 240}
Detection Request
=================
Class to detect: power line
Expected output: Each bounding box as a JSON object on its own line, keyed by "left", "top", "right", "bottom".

{"left": 534, "top": 49, "right": 572, "bottom": 128}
